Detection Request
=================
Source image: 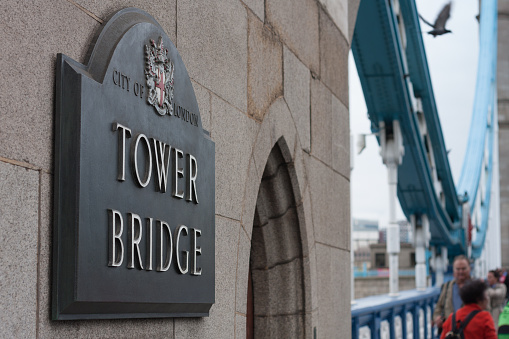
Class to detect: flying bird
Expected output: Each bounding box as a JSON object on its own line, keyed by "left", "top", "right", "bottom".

{"left": 419, "top": 2, "right": 452, "bottom": 37}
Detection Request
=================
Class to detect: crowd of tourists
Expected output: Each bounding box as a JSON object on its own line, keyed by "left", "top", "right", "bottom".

{"left": 433, "top": 255, "right": 509, "bottom": 338}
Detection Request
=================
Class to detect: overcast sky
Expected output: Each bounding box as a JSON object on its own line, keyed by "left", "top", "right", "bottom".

{"left": 349, "top": 0, "right": 480, "bottom": 227}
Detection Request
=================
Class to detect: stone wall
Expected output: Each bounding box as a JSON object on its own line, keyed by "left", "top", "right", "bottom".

{"left": 0, "top": 0, "right": 358, "bottom": 338}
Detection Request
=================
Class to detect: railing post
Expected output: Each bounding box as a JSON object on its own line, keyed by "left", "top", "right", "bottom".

{"left": 389, "top": 309, "right": 396, "bottom": 339}
{"left": 413, "top": 305, "right": 420, "bottom": 339}
{"left": 423, "top": 301, "right": 429, "bottom": 339}
{"left": 371, "top": 312, "right": 381, "bottom": 339}
{"left": 401, "top": 305, "right": 408, "bottom": 339}
{"left": 428, "top": 298, "right": 436, "bottom": 339}
{"left": 352, "top": 316, "right": 359, "bottom": 339}
{"left": 406, "top": 307, "right": 413, "bottom": 339}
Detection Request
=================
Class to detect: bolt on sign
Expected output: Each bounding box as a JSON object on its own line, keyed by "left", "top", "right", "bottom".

{"left": 53, "top": 8, "right": 215, "bottom": 320}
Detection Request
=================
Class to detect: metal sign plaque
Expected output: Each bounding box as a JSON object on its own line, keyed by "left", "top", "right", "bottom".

{"left": 53, "top": 8, "right": 215, "bottom": 320}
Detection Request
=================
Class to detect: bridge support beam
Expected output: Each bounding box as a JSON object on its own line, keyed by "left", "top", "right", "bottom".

{"left": 431, "top": 246, "right": 447, "bottom": 286}
{"left": 380, "top": 120, "right": 404, "bottom": 296}
{"left": 387, "top": 162, "right": 400, "bottom": 296}
{"left": 411, "top": 214, "right": 430, "bottom": 290}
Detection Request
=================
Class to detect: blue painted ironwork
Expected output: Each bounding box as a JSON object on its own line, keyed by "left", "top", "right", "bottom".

{"left": 352, "top": 0, "right": 462, "bottom": 254}
{"left": 456, "top": 0, "right": 498, "bottom": 259}
{"left": 354, "top": 269, "right": 416, "bottom": 278}
{"left": 352, "top": 0, "right": 498, "bottom": 260}
{"left": 352, "top": 288, "right": 440, "bottom": 339}
{"left": 398, "top": 0, "right": 462, "bottom": 231}
{"left": 351, "top": 0, "right": 498, "bottom": 337}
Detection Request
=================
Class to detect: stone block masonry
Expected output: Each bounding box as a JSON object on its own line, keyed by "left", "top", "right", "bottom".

{"left": 0, "top": 0, "right": 355, "bottom": 337}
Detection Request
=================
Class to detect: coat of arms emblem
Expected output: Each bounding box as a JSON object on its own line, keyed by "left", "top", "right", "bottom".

{"left": 145, "top": 37, "right": 175, "bottom": 116}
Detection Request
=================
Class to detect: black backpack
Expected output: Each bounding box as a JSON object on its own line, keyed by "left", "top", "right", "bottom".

{"left": 444, "top": 310, "right": 481, "bottom": 339}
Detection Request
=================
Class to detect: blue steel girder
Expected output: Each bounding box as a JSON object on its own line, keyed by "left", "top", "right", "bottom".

{"left": 456, "top": 0, "right": 498, "bottom": 259}
{"left": 398, "top": 0, "right": 461, "bottom": 222}
{"left": 352, "top": 0, "right": 463, "bottom": 250}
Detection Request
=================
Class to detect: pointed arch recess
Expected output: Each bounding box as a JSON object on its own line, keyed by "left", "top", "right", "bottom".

{"left": 238, "top": 97, "right": 316, "bottom": 338}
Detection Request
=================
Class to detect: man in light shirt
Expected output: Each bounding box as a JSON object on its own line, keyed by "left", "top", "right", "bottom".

{"left": 433, "top": 255, "right": 471, "bottom": 333}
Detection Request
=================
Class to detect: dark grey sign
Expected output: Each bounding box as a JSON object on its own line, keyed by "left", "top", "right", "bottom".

{"left": 53, "top": 8, "right": 215, "bottom": 320}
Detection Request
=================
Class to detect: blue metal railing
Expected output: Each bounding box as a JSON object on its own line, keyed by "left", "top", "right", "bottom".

{"left": 354, "top": 268, "right": 416, "bottom": 278}
{"left": 352, "top": 288, "right": 440, "bottom": 339}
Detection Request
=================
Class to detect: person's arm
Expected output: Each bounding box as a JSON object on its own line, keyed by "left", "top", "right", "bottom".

{"left": 498, "top": 283, "right": 507, "bottom": 299}
{"left": 440, "top": 313, "right": 452, "bottom": 339}
{"left": 434, "top": 282, "right": 449, "bottom": 327}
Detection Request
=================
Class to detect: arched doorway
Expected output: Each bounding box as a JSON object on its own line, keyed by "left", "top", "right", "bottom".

{"left": 247, "top": 139, "right": 306, "bottom": 338}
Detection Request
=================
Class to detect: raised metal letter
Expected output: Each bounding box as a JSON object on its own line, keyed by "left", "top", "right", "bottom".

{"left": 108, "top": 209, "right": 124, "bottom": 267}
{"left": 173, "top": 148, "right": 184, "bottom": 198}
{"left": 157, "top": 220, "right": 172, "bottom": 271}
{"left": 152, "top": 138, "right": 171, "bottom": 193}
{"left": 175, "top": 225, "right": 189, "bottom": 274}
{"left": 113, "top": 70, "right": 120, "bottom": 86}
{"left": 191, "top": 228, "right": 202, "bottom": 276}
{"left": 186, "top": 153, "right": 199, "bottom": 203}
{"left": 146, "top": 217, "right": 153, "bottom": 271}
{"left": 113, "top": 123, "right": 132, "bottom": 181}
{"left": 127, "top": 213, "right": 144, "bottom": 269}
{"left": 131, "top": 133, "right": 152, "bottom": 187}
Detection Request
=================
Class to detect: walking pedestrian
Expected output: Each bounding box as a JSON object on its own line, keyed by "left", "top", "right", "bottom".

{"left": 487, "top": 269, "right": 506, "bottom": 330}
{"left": 433, "top": 255, "right": 471, "bottom": 333}
{"left": 440, "top": 279, "right": 497, "bottom": 339}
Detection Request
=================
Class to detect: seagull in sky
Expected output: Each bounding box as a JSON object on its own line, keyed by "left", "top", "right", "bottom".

{"left": 419, "top": 2, "right": 452, "bottom": 37}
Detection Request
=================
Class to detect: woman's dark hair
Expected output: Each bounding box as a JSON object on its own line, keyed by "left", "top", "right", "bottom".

{"left": 459, "top": 279, "right": 487, "bottom": 305}
{"left": 489, "top": 269, "right": 500, "bottom": 280}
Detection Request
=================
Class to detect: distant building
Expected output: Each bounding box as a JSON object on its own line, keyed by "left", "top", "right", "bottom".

{"left": 372, "top": 220, "right": 415, "bottom": 269}
{"left": 352, "top": 218, "right": 379, "bottom": 250}
{"left": 352, "top": 219, "right": 379, "bottom": 268}
{"left": 370, "top": 243, "right": 416, "bottom": 269}
{"left": 378, "top": 220, "right": 413, "bottom": 243}
{"left": 353, "top": 219, "right": 414, "bottom": 270}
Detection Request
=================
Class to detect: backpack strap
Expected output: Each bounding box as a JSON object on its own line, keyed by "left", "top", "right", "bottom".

{"left": 457, "top": 310, "right": 481, "bottom": 338}
{"left": 451, "top": 311, "right": 457, "bottom": 332}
